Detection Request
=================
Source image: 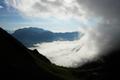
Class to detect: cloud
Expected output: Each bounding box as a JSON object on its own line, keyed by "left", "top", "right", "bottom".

{"left": 5, "top": 0, "right": 87, "bottom": 20}
{"left": 5, "top": 0, "right": 120, "bottom": 24}
{"left": 30, "top": 39, "right": 99, "bottom": 67}
{"left": 77, "top": 0, "right": 120, "bottom": 22}
{"left": 5, "top": 0, "right": 120, "bottom": 21}
{"left": 76, "top": 0, "right": 120, "bottom": 52}
{"left": 0, "top": 5, "right": 3, "bottom": 9}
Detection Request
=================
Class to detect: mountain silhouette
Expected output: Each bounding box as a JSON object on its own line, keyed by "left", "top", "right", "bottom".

{"left": 12, "top": 27, "right": 80, "bottom": 47}
{"left": 0, "top": 27, "right": 120, "bottom": 80}
{"left": 0, "top": 27, "right": 62, "bottom": 80}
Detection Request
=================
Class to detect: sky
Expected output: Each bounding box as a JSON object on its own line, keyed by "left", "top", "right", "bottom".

{"left": 0, "top": 0, "right": 100, "bottom": 32}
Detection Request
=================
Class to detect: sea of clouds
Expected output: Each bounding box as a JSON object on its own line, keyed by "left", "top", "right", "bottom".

{"left": 30, "top": 23, "right": 120, "bottom": 67}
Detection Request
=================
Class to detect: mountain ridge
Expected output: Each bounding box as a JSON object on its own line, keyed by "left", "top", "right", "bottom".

{"left": 0, "top": 27, "right": 57, "bottom": 80}
{"left": 12, "top": 27, "right": 80, "bottom": 47}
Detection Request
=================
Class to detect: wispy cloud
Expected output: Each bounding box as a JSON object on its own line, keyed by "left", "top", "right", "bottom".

{"left": 0, "top": 5, "right": 3, "bottom": 9}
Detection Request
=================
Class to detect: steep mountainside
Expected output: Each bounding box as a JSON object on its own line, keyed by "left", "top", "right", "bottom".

{"left": 0, "top": 27, "right": 60, "bottom": 80}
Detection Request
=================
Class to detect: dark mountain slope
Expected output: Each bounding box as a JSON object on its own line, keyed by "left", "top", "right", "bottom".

{"left": 0, "top": 28, "right": 63, "bottom": 80}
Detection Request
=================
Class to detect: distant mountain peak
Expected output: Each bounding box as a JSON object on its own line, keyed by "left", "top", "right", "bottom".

{"left": 12, "top": 27, "right": 80, "bottom": 47}
{"left": 14, "top": 27, "right": 50, "bottom": 33}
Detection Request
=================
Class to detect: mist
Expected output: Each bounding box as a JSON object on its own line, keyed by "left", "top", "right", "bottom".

{"left": 29, "top": 21, "right": 120, "bottom": 68}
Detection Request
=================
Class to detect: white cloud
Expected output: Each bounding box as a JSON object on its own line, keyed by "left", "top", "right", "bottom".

{"left": 30, "top": 39, "right": 99, "bottom": 67}
{"left": 29, "top": 27, "right": 104, "bottom": 67}
{"left": 0, "top": 5, "right": 3, "bottom": 9}
{"left": 5, "top": 0, "right": 88, "bottom": 20}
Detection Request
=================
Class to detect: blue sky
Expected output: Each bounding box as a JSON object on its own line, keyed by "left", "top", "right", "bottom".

{"left": 0, "top": 0, "right": 99, "bottom": 32}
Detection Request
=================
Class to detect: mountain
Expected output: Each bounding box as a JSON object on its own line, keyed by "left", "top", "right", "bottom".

{"left": 0, "top": 27, "right": 59, "bottom": 80}
{"left": 12, "top": 27, "right": 80, "bottom": 47}
{"left": 0, "top": 27, "right": 120, "bottom": 80}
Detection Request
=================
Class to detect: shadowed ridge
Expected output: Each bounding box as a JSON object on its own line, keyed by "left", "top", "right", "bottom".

{"left": 0, "top": 27, "right": 62, "bottom": 80}
{"left": 31, "top": 49, "right": 51, "bottom": 64}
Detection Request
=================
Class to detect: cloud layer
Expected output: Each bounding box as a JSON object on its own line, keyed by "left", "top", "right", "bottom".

{"left": 30, "top": 39, "right": 99, "bottom": 67}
